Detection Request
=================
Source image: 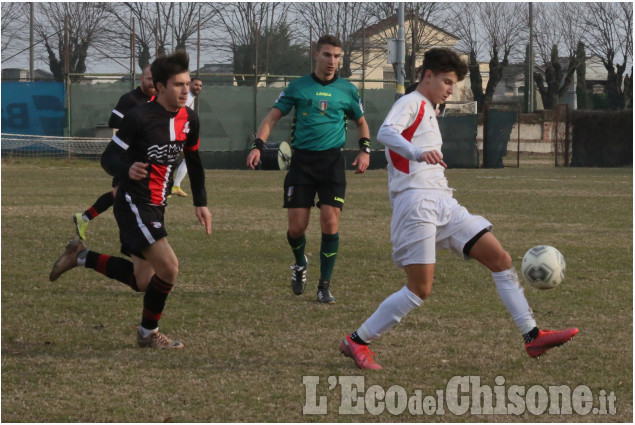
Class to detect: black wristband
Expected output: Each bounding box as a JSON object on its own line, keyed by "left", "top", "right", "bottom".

{"left": 358, "top": 137, "right": 371, "bottom": 150}
{"left": 250, "top": 138, "right": 265, "bottom": 151}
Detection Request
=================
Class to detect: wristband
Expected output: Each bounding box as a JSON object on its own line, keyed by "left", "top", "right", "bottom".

{"left": 250, "top": 138, "right": 265, "bottom": 151}
{"left": 358, "top": 137, "right": 371, "bottom": 150}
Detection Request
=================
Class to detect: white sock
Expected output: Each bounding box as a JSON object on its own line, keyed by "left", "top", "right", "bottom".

{"left": 76, "top": 249, "right": 88, "bottom": 267}
{"left": 140, "top": 326, "right": 157, "bottom": 338}
{"left": 492, "top": 268, "right": 536, "bottom": 335}
{"left": 174, "top": 162, "right": 188, "bottom": 187}
{"left": 357, "top": 286, "right": 423, "bottom": 342}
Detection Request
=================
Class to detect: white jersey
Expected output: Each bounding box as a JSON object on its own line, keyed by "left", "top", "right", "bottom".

{"left": 377, "top": 91, "right": 452, "bottom": 202}
{"left": 186, "top": 92, "right": 195, "bottom": 109}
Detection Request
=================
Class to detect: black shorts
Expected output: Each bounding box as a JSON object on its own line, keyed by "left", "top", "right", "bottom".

{"left": 113, "top": 191, "right": 167, "bottom": 258}
{"left": 283, "top": 148, "right": 346, "bottom": 209}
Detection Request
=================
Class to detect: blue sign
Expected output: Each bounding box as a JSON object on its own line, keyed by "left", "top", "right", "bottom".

{"left": 1, "top": 82, "right": 65, "bottom": 136}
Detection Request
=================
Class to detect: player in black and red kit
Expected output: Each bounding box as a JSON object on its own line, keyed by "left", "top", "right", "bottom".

{"left": 50, "top": 52, "right": 212, "bottom": 349}
{"left": 73, "top": 65, "right": 156, "bottom": 241}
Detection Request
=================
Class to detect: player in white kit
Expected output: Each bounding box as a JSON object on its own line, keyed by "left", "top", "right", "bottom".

{"left": 340, "top": 48, "right": 578, "bottom": 369}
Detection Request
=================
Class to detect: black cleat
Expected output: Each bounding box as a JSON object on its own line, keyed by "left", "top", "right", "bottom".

{"left": 317, "top": 279, "right": 336, "bottom": 303}
{"left": 290, "top": 256, "right": 308, "bottom": 295}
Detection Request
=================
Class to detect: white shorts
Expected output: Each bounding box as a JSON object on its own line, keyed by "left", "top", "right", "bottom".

{"left": 390, "top": 191, "right": 492, "bottom": 267}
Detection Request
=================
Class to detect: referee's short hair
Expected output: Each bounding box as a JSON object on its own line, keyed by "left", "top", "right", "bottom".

{"left": 422, "top": 48, "right": 468, "bottom": 81}
{"left": 316, "top": 35, "right": 342, "bottom": 51}
{"left": 151, "top": 51, "right": 190, "bottom": 89}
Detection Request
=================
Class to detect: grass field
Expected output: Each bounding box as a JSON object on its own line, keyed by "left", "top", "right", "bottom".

{"left": 1, "top": 159, "right": 632, "bottom": 422}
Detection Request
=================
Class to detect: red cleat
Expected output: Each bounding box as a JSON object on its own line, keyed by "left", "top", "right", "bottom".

{"left": 340, "top": 335, "right": 382, "bottom": 370}
{"left": 525, "top": 328, "right": 579, "bottom": 358}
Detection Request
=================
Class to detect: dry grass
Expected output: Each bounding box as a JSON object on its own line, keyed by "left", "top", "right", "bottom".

{"left": 1, "top": 159, "right": 632, "bottom": 422}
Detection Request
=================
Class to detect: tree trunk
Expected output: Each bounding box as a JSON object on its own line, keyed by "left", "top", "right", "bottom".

{"left": 468, "top": 50, "right": 485, "bottom": 111}
{"left": 138, "top": 42, "right": 151, "bottom": 69}
{"left": 484, "top": 48, "right": 509, "bottom": 106}
{"left": 575, "top": 42, "right": 587, "bottom": 109}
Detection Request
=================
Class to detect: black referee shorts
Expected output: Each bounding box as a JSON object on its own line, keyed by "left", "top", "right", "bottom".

{"left": 283, "top": 148, "right": 346, "bottom": 210}
{"left": 113, "top": 191, "right": 167, "bottom": 258}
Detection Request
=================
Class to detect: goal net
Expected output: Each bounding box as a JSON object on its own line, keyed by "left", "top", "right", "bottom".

{"left": 1, "top": 134, "right": 110, "bottom": 159}
{"left": 439, "top": 101, "right": 478, "bottom": 117}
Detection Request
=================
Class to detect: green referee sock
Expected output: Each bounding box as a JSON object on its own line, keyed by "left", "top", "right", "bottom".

{"left": 320, "top": 233, "right": 339, "bottom": 281}
{"left": 287, "top": 232, "right": 307, "bottom": 267}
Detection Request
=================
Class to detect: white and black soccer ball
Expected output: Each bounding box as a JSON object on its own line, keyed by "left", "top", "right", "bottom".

{"left": 521, "top": 245, "right": 566, "bottom": 290}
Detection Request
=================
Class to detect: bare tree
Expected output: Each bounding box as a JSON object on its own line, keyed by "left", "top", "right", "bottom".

{"left": 104, "top": 3, "right": 157, "bottom": 69}
{"left": 449, "top": 2, "right": 526, "bottom": 111}
{"left": 1, "top": 3, "right": 29, "bottom": 57}
{"left": 532, "top": 3, "right": 585, "bottom": 109}
{"left": 33, "top": 2, "right": 117, "bottom": 79}
{"left": 362, "top": 3, "right": 450, "bottom": 84}
{"left": 581, "top": 2, "right": 633, "bottom": 109}
{"left": 172, "top": 2, "right": 218, "bottom": 53}
{"left": 105, "top": 3, "right": 218, "bottom": 69}
{"left": 207, "top": 2, "right": 291, "bottom": 74}
{"left": 292, "top": 3, "right": 374, "bottom": 78}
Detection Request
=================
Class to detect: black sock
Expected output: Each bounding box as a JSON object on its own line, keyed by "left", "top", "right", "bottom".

{"left": 523, "top": 327, "right": 540, "bottom": 343}
{"left": 85, "top": 250, "right": 139, "bottom": 292}
{"left": 350, "top": 331, "right": 369, "bottom": 345}
{"left": 84, "top": 191, "right": 114, "bottom": 219}
{"left": 141, "top": 275, "right": 173, "bottom": 330}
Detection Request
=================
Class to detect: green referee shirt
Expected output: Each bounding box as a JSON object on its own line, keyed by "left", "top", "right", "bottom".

{"left": 273, "top": 73, "right": 364, "bottom": 151}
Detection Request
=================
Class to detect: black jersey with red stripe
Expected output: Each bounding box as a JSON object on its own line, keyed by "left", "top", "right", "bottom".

{"left": 101, "top": 101, "right": 206, "bottom": 207}
{"left": 108, "top": 86, "right": 154, "bottom": 129}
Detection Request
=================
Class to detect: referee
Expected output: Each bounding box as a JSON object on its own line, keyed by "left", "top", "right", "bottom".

{"left": 247, "top": 35, "right": 371, "bottom": 304}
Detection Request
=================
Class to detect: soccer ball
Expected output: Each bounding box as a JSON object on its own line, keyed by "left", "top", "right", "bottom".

{"left": 521, "top": 245, "right": 566, "bottom": 290}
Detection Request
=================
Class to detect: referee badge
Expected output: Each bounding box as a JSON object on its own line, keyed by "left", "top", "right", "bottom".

{"left": 319, "top": 100, "right": 328, "bottom": 111}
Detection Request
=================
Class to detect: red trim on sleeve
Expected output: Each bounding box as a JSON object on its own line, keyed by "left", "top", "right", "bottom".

{"left": 184, "top": 138, "right": 200, "bottom": 152}
{"left": 388, "top": 100, "right": 426, "bottom": 174}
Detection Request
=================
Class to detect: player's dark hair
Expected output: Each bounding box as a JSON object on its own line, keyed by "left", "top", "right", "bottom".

{"left": 191, "top": 77, "right": 202, "bottom": 83}
{"left": 421, "top": 48, "right": 468, "bottom": 81}
{"left": 316, "top": 35, "right": 342, "bottom": 51}
{"left": 151, "top": 51, "right": 190, "bottom": 90}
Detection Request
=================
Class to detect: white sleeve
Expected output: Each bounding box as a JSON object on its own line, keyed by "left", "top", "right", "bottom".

{"left": 377, "top": 97, "right": 425, "bottom": 161}
{"left": 185, "top": 92, "right": 195, "bottom": 109}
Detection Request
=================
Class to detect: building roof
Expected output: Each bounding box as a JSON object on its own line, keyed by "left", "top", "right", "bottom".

{"left": 354, "top": 12, "right": 459, "bottom": 41}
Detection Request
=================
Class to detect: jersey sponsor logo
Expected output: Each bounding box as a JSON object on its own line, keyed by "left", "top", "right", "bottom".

{"left": 275, "top": 91, "right": 286, "bottom": 103}
{"left": 315, "top": 91, "right": 332, "bottom": 97}
{"left": 319, "top": 100, "right": 328, "bottom": 111}
{"left": 147, "top": 142, "right": 183, "bottom": 164}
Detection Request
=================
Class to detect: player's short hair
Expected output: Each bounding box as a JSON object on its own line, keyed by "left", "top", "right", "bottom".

{"left": 151, "top": 51, "right": 189, "bottom": 89}
{"left": 422, "top": 48, "right": 468, "bottom": 81}
{"left": 191, "top": 77, "right": 202, "bottom": 83}
{"left": 316, "top": 35, "right": 342, "bottom": 52}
